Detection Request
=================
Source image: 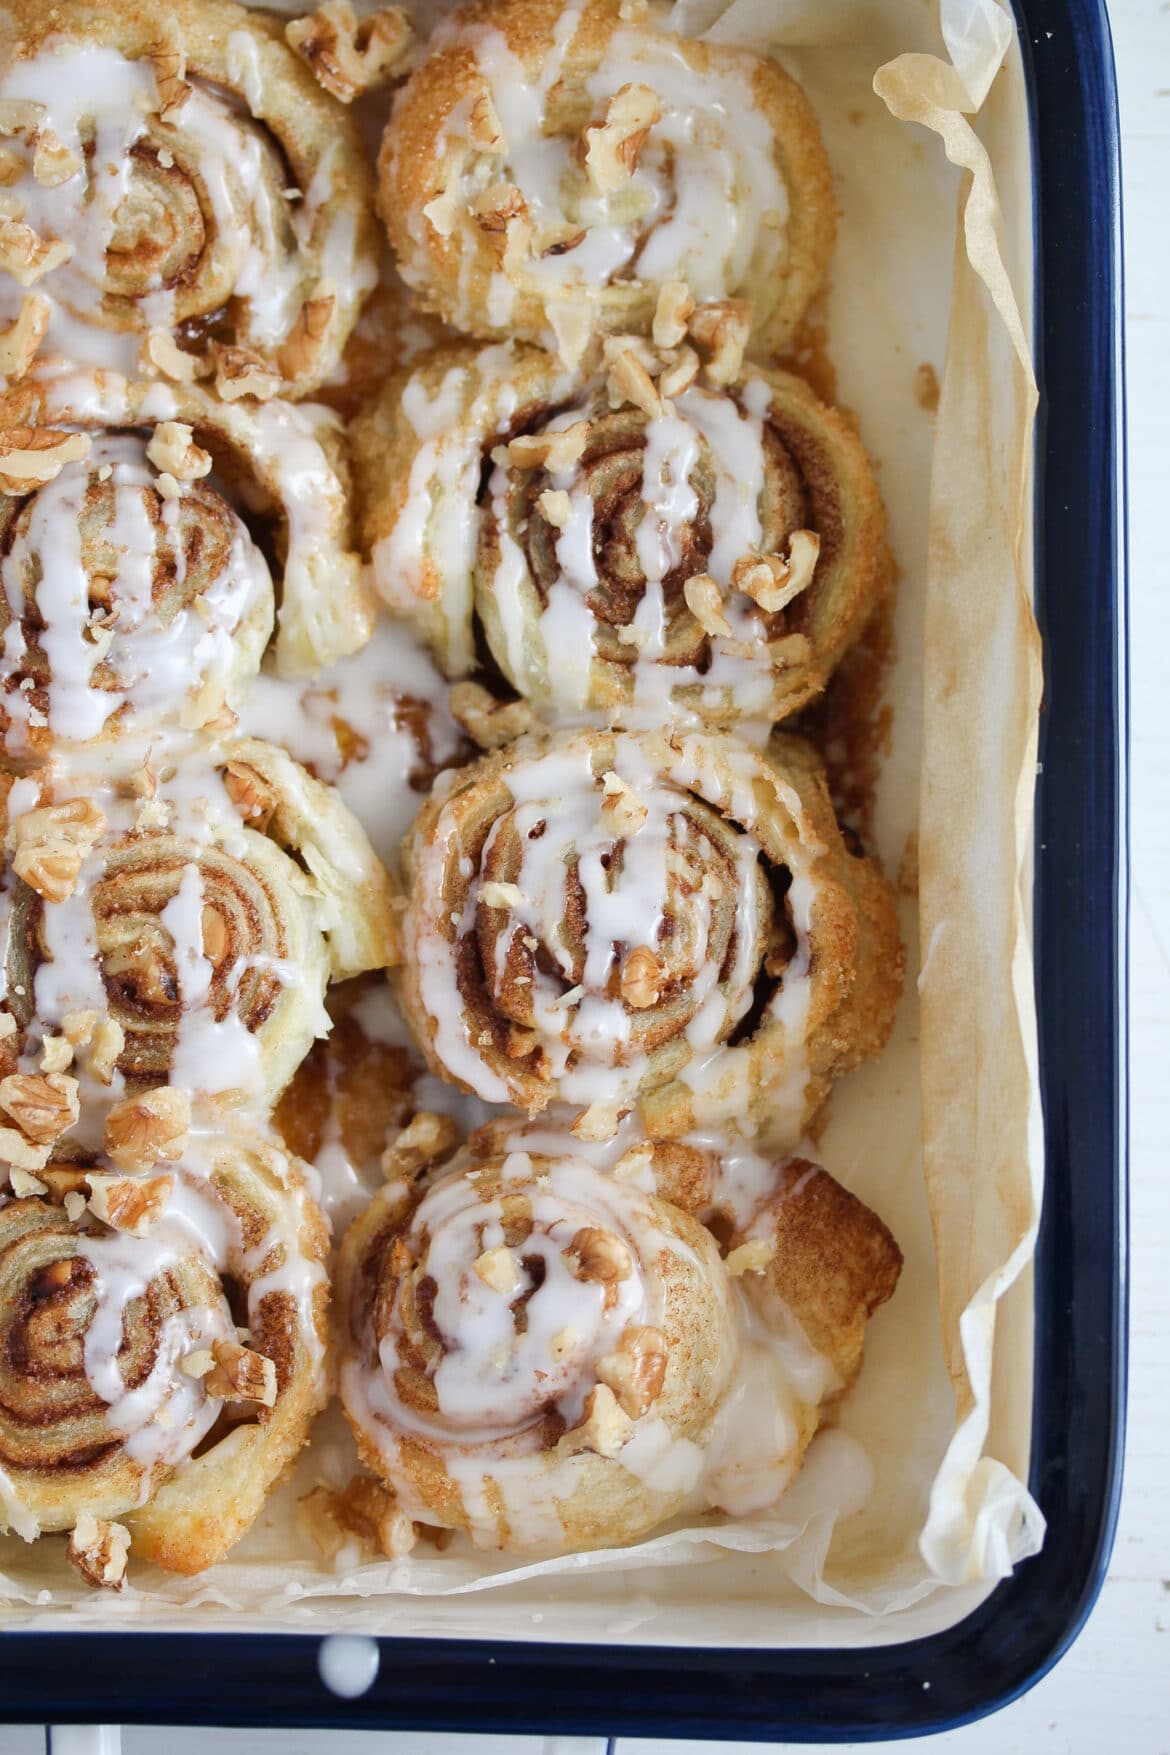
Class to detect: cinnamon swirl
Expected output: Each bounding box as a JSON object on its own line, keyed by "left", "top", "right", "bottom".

{"left": 355, "top": 342, "right": 888, "bottom": 719}
{"left": 0, "top": 371, "right": 372, "bottom": 693}
{"left": 378, "top": 0, "right": 834, "bottom": 362}
{"left": 395, "top": 726, "right": 902, "bottom": 1142}
{"left": 337, "top": 1120, "right": 901, "bottom": 1551}
{"left": 0, "top": 1128, "right": 327, "bottom": 1576}
{"left": 0, "top": 0, "right": 378, "bottom": 398}
{"left": 0, "top": 741, "right": 396, "bottom": 1116}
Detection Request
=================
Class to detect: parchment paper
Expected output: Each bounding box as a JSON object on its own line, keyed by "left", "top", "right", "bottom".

{"left": 0, "top": 0, "right": 1047, "bottom": 1642}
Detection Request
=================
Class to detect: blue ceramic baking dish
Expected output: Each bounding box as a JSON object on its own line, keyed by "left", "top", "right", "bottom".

{"left": 2, "top": 0, "right": 1127, "bottom": 1736}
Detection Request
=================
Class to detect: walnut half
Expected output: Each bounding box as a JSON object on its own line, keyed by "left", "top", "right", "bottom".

{"left": 286, "top": 3, "right": 413, "bottom": 104}
{"left": 68, "top": 1515, "right": 130, "bottom": 1591}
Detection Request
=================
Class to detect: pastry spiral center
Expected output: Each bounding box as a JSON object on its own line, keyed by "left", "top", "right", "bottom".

{"left": 0, "top": 435, "right": 273, "bottom": 747}
{"left": 384, "top": 1161, "right": 649, "bottom": 1436}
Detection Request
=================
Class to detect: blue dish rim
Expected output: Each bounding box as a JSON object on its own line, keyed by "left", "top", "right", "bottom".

{"left": 3, "top": 0, "right": 1128, "bottom": 1737}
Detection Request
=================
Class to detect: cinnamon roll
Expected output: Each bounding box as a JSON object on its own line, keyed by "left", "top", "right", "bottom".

{"left": 0, "top": 371, "right": 371, "bottom": 696}
{"left": 355, "top": 342, "right": 887, "bottom": 719}
{"left": 0, "top": 741, "right": 396, "bottom": 1115}
{"left": 396, "top": 726, "right": 902, "bottom": 1142}
{"left": 378, "top": 0, "right": 834, "bottom": 362}
{"left": 0, "top": 1128, "right": 328, "bottom": 1577}
{"left": 337, "top": 1121, "right": 901, "bottom": 1551}
{"left": 0, "top": 0, "right": 378, "bottom": 398}
{"left": 337, "top": 1124, "right": 739, "bottom": 1552}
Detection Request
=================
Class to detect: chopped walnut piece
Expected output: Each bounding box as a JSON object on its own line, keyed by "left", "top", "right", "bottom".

{"left": 87, "top": 1018, "right": 124, "bottom": 1086}
{"left": 563, "top": 1225, "right": 633, "bottom": 1284}
{"left": 39, "top": 1162, "right": 89, "bottom": 1205}
{"left": 142, "top": 329, "right": 207, "bottom": 384}
{"left": 277, "top": 293, "right": 335, "bottom": 381}
{"left": 222, "top": 760, "right": 278, "bottom": 830}
{"left": 299, "top": 1476, "right": 417, "bottom": 1562}
{"left": 472, "top": 183, "right": 526, "bottom": 234}
{"left": 619, "top": 944, "right": 663, "bottom": 1011}
{"left": 104, "top": 1087, "right": 190, "bottom": 1172}
{"left": 0, "top": 1072, "right": 79, "bottom": 1144}
{"left": 478, "top": 880, "right": 527, "bottom": 909}
{"left": 61, "top": 1009, "right": 97, "bottom": 1048}
{"left": 539, "top": 224, "right": 587, "bottom": 258}
{"left": 600, "top": 768, "right": 648, "bottom": 834}
{"left": 683, "top": 573, "right": 733, "bottom": 639}
{"left": 0, "top": 426, "right": 89, "bottom": 495}
{"left": 68, "top": 1515, "right": 130, "bottom": 1591}
{"left": 211, "top": 343, "right": 280, "bottom": 403}
{"left": 0, "top": 100, "right": 44, "bottom": 138}
{"left": 538, "top": 487, "right": 572, "bottom": 528}
{"left": 39, "top": 1034, "right": 72, "bottom": 1074}
{"left": 286, "top": 3, "right": 412, "bottom": 104}
{"left": 146, "top": 421, "right": 212, "bottom": 483}
{"left": 86, "top": 1172, "right": 174, "bottom": 1237}
{"left": 205, "top": 1338, "right": 277, "bottom": 1407}
{"left": 422, "top": 186, "right": 460, "bottom": 239}
{"left": 0, "top": 293, "right": 49, "bottom": 382}
{"left": 474, "top": 1245, "right": 523, "bottom": 1296}
{"left": 468, "top": 89, "right": 506, "bottom": 153}
{"left": 583, "top": 83, "right": 661, "bottom": 195}
{"left": 653, "top": 280, "right": 694, "bottom": 350}
{"left": 0, "top": 216, "right": 71, "bottom": 287}
{"left": 181, "top": 1348, "right": 214, "bottom": 1379}
{"left": 32, "top": 130, "right": 81, "bottom": 188}
{"left": 606, "top": 345, "right": 662, "bottom": 418}
{"left": 732, "top": 529, "right": 821, "bottom": 615}
{"left": 613, "top": 1142, "right": 654, "bottom": 1182}
{"left": 448, "top": 681, "right": 537, "bottom": 751}
{"left": 0, "top": 1012, "right": 17, "bottom": 1041}
{"left": 9, "top": 1166, "right": 47, "bottom": 1196}
{"left": 472, "top": 184, "right": 532, "bottom": 270}
{"left": 549, "top": 1324, "right": 579, "bottom": 1361}
{"left": 380, "top": 1110, "right": 460, "bottom": 1180}
{"left": 201, "top": 904, "right": 228, "bottom": 964}
{"left": 506, "top": 421, "right": 589, "bottom": 473}
{"left": 559, "top": 1383, "right": 633, "bottom": 1458}
{"left": 725, "top": 1237, "right": 775, "bottom": 1276}
{"left": 658, "top": 345, "right": 700, "bottom": 398}
{"left": 687, "top": 299, "right": 752, "bottom": 387}
{"left": 0, "top": 1126, "right": 50, "bottom": 1172}
{"left": 595, "top": 1323, "right": 668, "bottom": 1417}
{"left": 8, "top": 797, "right": 106, "bottom": 902}
{"left": 0, "top": 147, "right": 23, "bottom": 186}
{"left": 570, "top": 1102, "right": 625, "bottom": 1143}
{"left": 151, "top": 38, "right": 191, "bottom": 120}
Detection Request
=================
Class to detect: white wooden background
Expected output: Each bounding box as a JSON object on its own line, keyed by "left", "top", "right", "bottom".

{"left": 5, "top": 2, "right": 1167, "bottom": 1749}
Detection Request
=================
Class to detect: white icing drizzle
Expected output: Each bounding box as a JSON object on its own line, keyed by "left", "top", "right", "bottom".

{"left": 0, "top": 40, "right": 361, "bottom": 379}
{"left": 485, "top": 378, "right": 788, "bottom": 726}
{"left": 412, "top": 731, "right": 796, "bottom": 1111}
{"left": 428, "top": 14, "right": 788, "bottom": 342}
{"left": 0, "top": 435, "right": 274, "bottom": 756}
{"left": 343, "top": 1143, "right": 842, "bottom": 1551}
{"left": 236, "top": 619, "right": 464, "bottom": 868}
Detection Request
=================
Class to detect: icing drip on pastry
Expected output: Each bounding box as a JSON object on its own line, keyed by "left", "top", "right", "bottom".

{"left": 0, "top": 435, "right": 274, "bottom": 754}
{"left": 0, "top": 35, "right": 375, "bottom": 390}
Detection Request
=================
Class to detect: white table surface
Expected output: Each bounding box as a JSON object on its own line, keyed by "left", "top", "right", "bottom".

{"left": 5, "top": 2, "right": 1168, "bottom": 1750}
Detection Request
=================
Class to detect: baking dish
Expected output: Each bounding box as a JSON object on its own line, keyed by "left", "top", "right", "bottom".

{"left": 0, "top": 0, "right": 1126, "bottom": 1735}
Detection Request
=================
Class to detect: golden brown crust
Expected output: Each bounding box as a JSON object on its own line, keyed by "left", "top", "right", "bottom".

{"left": 355, "top": 342, "right": 889, "bottom": 721}
{"left": 0, "top": 0, "right": 378, "bottom": 396}
{"left": 336, "top": 1127, "right": 740, "bottom": 1553}
{"left": 394, "top": 724, "right": 902, "bottom": 1141}
{"left": 378, "top": 0, "right": 834, "bottom": 357}
{"left": 649, "top": 1142, "right": 902, "bottom": 1388}
{"left": 0, "top": 1133, "right": 329, "bottom": 1576}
